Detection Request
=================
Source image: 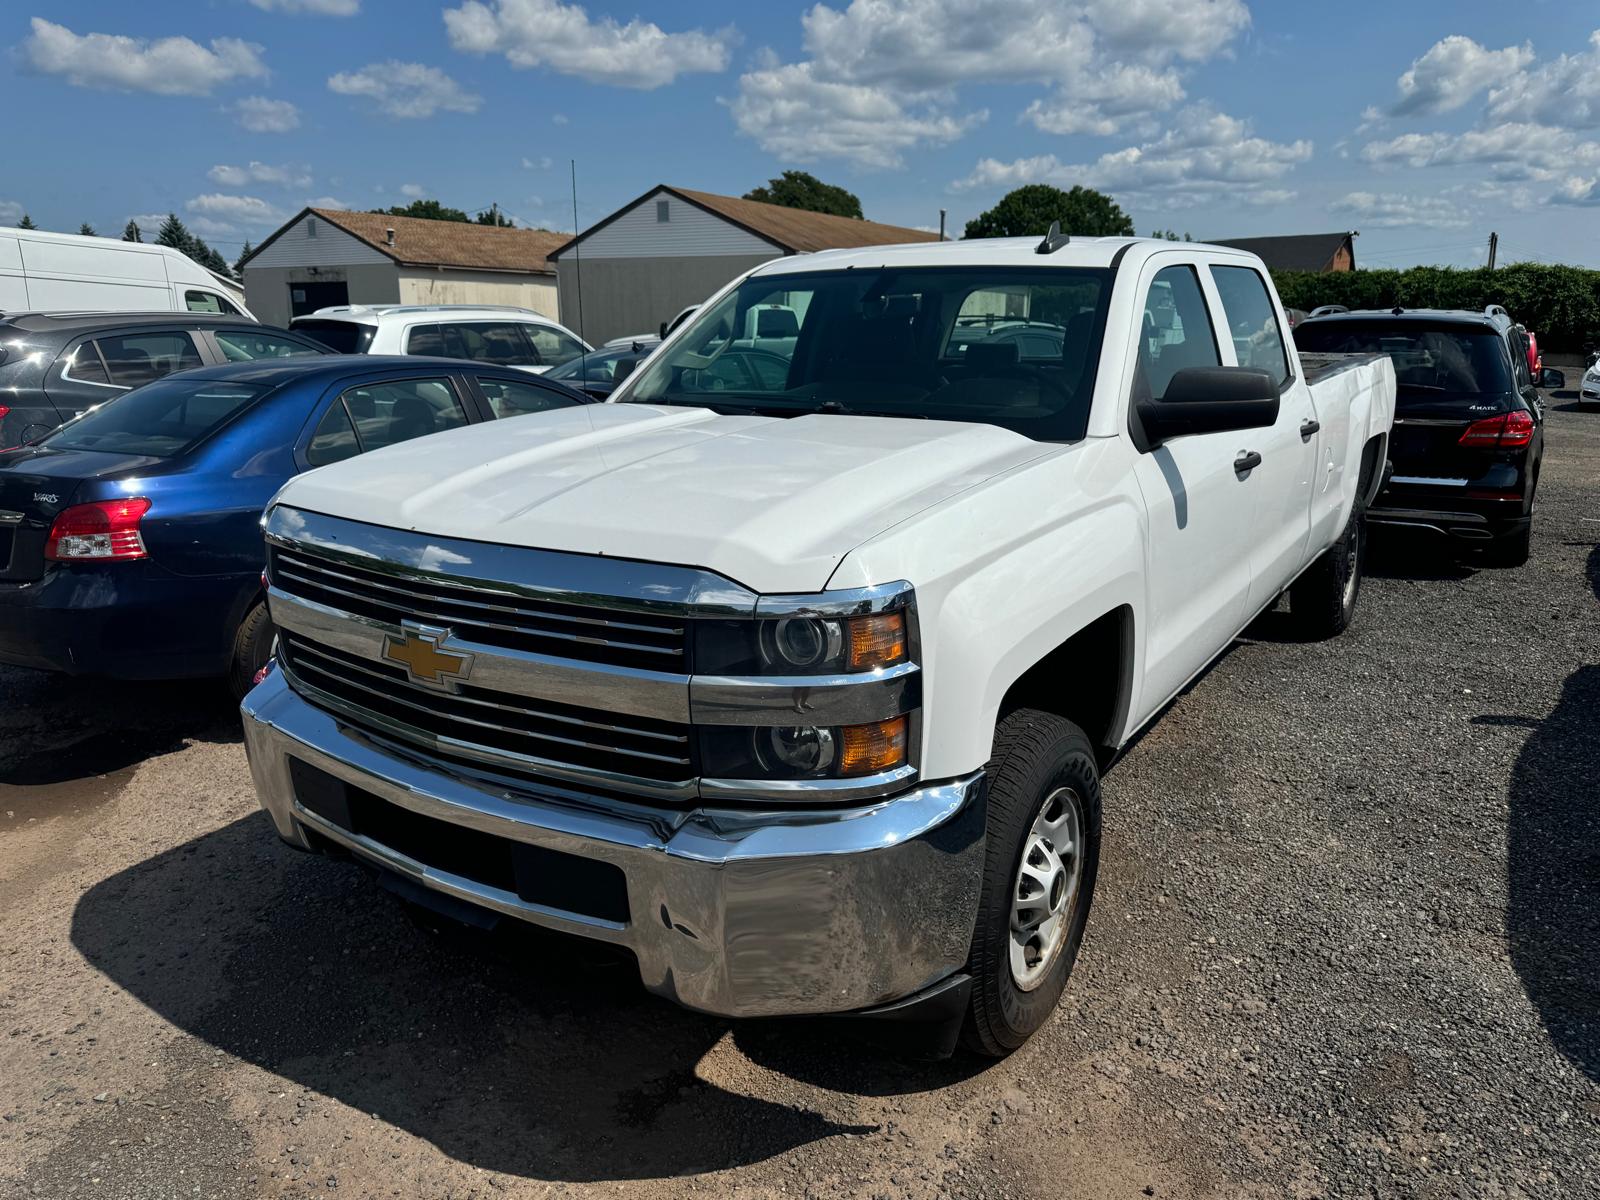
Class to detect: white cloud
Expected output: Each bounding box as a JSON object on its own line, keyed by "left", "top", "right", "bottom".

{"left": 1361, "top": 122, "right": 1600, "bottom": 182}
{"left": 522, "top": 156, "right": 553, "bottom": 169}
{"left": 327, "top": 61, "right": 481, "bottom": 118}
{"left": 954, "top": 107, "right": 1311, "bottom": 208}
{"left": 233, "top": 96, "right": 300, "bottom": 132}
{"left": 306, "top": 195, "right": 350, "bottom": 209}
{"left": 186, "top": 193, "right": 286, "bottom": 230}
{"left": 1388, "top": 35, "right": 1533, "bottom": 117}
{"left": 248, "top": 0, "right": 360, "bottom": 13}
{"left": 399, "top": 183, "right": 426, "bottom": 198}
{"left": 731, "top": 0, "right": 1249, "bottom": 165}
{"left": 731, "top": 61, "right": 983, "bottom": 168}
{"left": 0, "top": 201, "right": 24, "bottom": 225}
{"left": 22, "top": 17, "right": 268, "bottom": 96}
{"left": 443, "top": 0, "right": 733, "bottom": 89}
{"left": 1329, "top": 190, "right": 1471, "bottom": 229}
{"left": 1486, "top": 30, "right": 1600, "bottom": 130}
{"left": 208, "top": 161, "right": 312, "bottom": 188}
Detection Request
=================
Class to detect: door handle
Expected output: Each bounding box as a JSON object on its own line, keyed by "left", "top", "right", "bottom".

{"left": 1234, "top": 450, "right": 1262, "bottom": 473}
{"left": 1300, "top": 419, "right": 1320, "bottom": 440}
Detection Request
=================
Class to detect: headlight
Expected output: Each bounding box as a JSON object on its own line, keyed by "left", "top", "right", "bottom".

{"left": 698, "top": 715, "right": 909, "bottom": 781}
{"left": 694, "top": 610, "right": 908, "bottom": 676}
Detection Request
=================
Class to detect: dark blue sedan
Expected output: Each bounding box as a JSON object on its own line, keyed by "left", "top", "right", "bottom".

{"left": 0, "top": 355, "right": 589, "bottom": 694}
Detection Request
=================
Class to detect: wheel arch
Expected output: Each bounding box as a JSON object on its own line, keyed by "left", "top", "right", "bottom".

{"left": 996, "top": 605, "right": 1135, "bottom": 768}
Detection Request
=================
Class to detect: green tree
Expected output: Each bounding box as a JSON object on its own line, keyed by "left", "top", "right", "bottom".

{"left": 474, "top": 204, "right": 514, "bottom": 227}
{"left": 374, "top": 199, "right": 470, "bottom": 223}
{"left": 154, "top": 212, "right": 232, "bottom": 279}
{"left": 79, "top": 222, "right": 97, "bottom": 237}
{"left": 744, "top": 171, "right": 863, "bottom": 219}
{"left": 1150, "top": 229, "right": 1193, "bottom": 241}
{"left": 17, "top": 213, "right": 37, "bottom": 230}
{"left": 122, "top": 220, "right": 143, "bottom": 243}
{"left": 235, "top": 241, "right": 254, "bottom": 275}
{"left": 964, "top": 184, "right": 1133, "bottom": 239}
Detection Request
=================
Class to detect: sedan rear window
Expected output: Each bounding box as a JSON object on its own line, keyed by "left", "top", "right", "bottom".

{"left": 290, "top": 320, "right": 375, "bottom": 355}
{"left": 1294, "top": 320, "right": 1514, "bottom": 409}
{"left": 41, "top": 379, "right": 266, "bottom": 457}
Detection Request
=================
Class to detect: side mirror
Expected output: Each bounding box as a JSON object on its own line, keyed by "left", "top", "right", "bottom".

{"left": 658, "top": 321, "right": 669, "bottom": 340}
{"left": 1538, "top": 367, "right": 1565, "bottom": 389}
{"left": 1134, "top": 366, "right": 1280, "bottom": 450}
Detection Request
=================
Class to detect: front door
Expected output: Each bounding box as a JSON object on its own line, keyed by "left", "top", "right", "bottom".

{"left": 1127, "top": 262, "right": 1261, "bottom": 711}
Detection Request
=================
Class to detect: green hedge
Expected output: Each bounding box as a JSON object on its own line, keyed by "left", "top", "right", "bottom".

{"left": 1271, "top": 264, "right": 1600, "bottom": 353}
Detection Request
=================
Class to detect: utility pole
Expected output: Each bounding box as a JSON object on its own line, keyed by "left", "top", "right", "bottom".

{"left": 939, "top": 208, "right": 947, "bottom": 242}
{"left": 1487, "top": 231, "right": 1498, "bottom": 270}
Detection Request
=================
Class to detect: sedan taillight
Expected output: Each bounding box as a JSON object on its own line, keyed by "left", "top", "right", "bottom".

{"left": 44, "top": 498, "right": 152, "bottom": 561}
{"left": 1458, "top": 411, "right": 1534, "bottom": 449}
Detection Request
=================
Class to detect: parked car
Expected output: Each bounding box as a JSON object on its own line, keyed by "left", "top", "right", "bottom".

{"left": 243, "top": 236, "right": 1395, "bottom": 1057}
{"left": 1295, "top": 304, "right": 1553, "bottom": 565}
{"left": 289, "top": 305, "right": 591, "bottom": 374}
{"left": 602, "top": 334, "right": 660, "bottom": 350}
{"left": 0, "top": 311, "right": 330, "bottom": 449}
{"left": 0, "top": 225, "right": 252, "bottom": 317}
{"left": 544, "top": 344, "right": 654, "bottom": 399}
{"left": 1282, "top": 307, "right": 1309, "bottom": 329}
{"left": 1581, "top": 356, "right": 1600, "bottom": 407}
{"left": 0, "top": 356, "right": 590, "bottom": 696}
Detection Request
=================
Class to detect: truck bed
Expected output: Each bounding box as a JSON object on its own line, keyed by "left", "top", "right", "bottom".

{"left": 1300, "top": 351, "right": 1388, "bottom": 386}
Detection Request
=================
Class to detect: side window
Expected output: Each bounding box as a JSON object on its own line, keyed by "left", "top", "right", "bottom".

{"left": 1210, "top": 266, "right": 1290, "bottom": 388}
{"left": 306, "top": 400, "right": 360, "bottom": 467}
{"left": 478, "top": 377, "right": 584, "bottom": 419}
{"left": 63, "top": 341, "right": 112, "bottom": 385}
{"left": 184, "top": 290, "right": 223, "bottom": 314}
{"left": 404, "top": 324, "right": 446, "bottom": 356}
{"left": 523, "top": 324, "right": 586, "bottom": 368}
{"left": 214, "top": 329, "right": 323, "bottom": 362}
{"left": 440, "top": 322, "right": 536, "bottom": 366}
{"left": 1137, "top": 266, "right": 1221, "bottom": 402}
{"left": 336, "top": 378, "right": 469, "bottom": 454}
{"left": 96, "top": 332, "right": 203, "bottom": 388}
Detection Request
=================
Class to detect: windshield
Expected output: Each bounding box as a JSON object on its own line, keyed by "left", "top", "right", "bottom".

{"left": 41, "top": 378, "right": 267, "bottom": 457}
{"left": 623, "top": 266, "right": 1113, "bottom": 441}
{"left": 290, "top": 319, "right": 375, "bottom": 355}
{"left": 548, "top": 348, "right": 631, "bottom": 384}
{"left": 1294, "top": 320, "right": 1514, "bottom": 410}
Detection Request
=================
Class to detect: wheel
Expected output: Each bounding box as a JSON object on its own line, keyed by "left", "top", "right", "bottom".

{"left": 227, "top": 601, "right": 275, "bottom": 700}
{"left": 962, "top": 708, "right": 1101, "bottom": 1057}
{"left": 1483, "top": 523, "right": 1531, "bottom": 568}
{"left": 1290, "top": 492, "right": 1365, "bottom": 640}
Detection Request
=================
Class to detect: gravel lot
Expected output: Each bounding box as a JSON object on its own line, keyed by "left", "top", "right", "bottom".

{"left": 2, "top": 390, "right": 1597, "bottom": 1200}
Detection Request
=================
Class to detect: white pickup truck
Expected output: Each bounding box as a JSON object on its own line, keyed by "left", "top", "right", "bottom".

{"left": 243, "top": 235, "right": 1395, "bottom": 1056}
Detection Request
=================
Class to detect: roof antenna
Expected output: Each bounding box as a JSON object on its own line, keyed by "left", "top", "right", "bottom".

{"left": 569, "top": 159, "right": 591, "bottom": 378}
{"left": 1035, "top": 220, "right": 1070, "bottom": 254}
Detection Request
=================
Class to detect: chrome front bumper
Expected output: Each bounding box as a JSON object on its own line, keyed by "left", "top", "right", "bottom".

{"left": 242, "top": 669, "right": 986, "bottom": 1019}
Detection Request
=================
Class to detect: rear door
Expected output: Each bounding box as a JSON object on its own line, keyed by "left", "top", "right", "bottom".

{"left": 299, "top": 373, "right": 475, "bottom": 469}
{"left": 44, "top": 328, "right": 204, "bottom": 420}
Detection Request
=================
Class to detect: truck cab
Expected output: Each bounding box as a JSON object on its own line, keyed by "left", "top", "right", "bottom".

{"left": 242, "top": 236, "right": 1393, "bottom": 1056}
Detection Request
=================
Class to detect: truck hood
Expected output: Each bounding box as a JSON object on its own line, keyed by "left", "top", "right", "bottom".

{"left": 274, "top": 403, "right": 1051, "bottom": 592}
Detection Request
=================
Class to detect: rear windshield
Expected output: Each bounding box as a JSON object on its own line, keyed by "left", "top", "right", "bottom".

{"left": 41, "top": 378, "right": 266, "bottom": 457}
{"left": 624, "top": 266, "right": 1113, "bottom": 442}
{"left": 1294, "top": 320, "right": 1513, "bottom": 408}
{"left": 290, "top": 320, "right": 375, "bottom": 355}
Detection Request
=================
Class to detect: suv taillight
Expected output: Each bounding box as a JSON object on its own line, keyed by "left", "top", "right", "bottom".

{"left": 1459, "top": 411, "right": 1534, "bottom": 449}
{"left": 44, "top": 498, "right": 152, "bottom": 561}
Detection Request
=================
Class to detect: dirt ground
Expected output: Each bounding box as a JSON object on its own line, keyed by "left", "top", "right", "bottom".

{"left": 2, "top": 390, "right": 1598, "bottom": 1200}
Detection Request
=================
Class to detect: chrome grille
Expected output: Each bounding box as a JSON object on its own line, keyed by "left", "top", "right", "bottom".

{"left": 268, "top": 544, "right": 687, "bottom": 672}
{"left": 278, "top": 633, "right": 694, "bottom": 789}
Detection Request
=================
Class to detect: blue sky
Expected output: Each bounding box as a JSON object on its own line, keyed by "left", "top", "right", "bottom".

{"left": 6, "top": 1, "right": 1599, "bottom": 268}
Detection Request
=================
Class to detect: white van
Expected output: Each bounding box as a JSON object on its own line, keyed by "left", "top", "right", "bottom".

{"left": 0, "top": 226, "right": 255, "bottom": 319}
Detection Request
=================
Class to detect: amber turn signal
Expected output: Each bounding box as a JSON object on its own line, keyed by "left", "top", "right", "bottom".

{"left": 839, "top": 715, "right": 909, "bottom": 775}
{"left": 845, "top": 611, "right": 907, "bottom": 671}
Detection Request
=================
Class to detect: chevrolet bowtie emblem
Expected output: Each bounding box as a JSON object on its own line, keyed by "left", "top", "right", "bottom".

{"left": 382, "top": 624, "right": 474, "bottom": 690}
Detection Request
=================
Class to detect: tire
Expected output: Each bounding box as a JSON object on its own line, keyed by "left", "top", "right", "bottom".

{"left": 1289, "top": 491, "right": 1365, "bottom": 640}
{"left": 1483, "top": 523, "right": 1532, "bottom": 568}
{"left": 962, "top": 708, "right": 1102, "bottom": 1057}
{"left": 227, "top": 601, "right": 275, "bottom": 701}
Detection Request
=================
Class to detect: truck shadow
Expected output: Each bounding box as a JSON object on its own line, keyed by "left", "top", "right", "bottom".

{"left": 1499, "top": 542, "right": 1600, "bottom": 1084}
{"left": 69, "top": 814, "right": 954, "bottom": 1183}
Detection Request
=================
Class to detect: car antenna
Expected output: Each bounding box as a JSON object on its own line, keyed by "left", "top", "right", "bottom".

{"left": 1036, "top": 220, "right": 1070, "bottom": 254}
{"left": 570, "top": 158, "right": 590, "bottom": 375}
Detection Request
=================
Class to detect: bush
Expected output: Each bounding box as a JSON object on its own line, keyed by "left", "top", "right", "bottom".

{"left": 1273, "top": 263, "right": 1600, "bottom": 353}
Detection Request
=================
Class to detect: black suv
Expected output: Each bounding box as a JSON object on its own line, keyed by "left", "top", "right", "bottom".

{"left": 0, "top": 312, "right": 329, "bottom": 449}
{"left": 1294, "top": 305, "right": 1553, "bottom": 566}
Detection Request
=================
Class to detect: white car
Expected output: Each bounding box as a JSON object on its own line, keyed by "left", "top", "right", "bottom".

{"left": 245, "top": 236, "right": 1395, "bottom": 1057}
{"left": 1582, "top": 356, "right": 1599, "bottom": 406}
{"left": 288, "top": 304, "right": 590, "bottom": 374}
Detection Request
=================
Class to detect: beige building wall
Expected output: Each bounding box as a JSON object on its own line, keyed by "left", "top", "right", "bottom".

{"left": 397, "top": 270, "right": 559, "bottom": 320}
{"left": 555, "top": 253, "right": 776, "bottom": 345}
{"left": 243, "top": 263, "right": 400, "bottom": 327}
